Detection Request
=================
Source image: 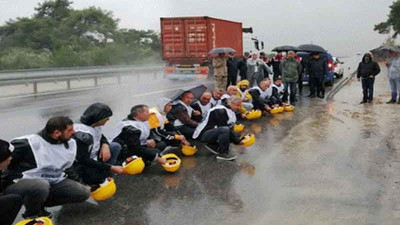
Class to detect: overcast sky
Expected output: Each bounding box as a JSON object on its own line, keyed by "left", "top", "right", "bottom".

{"left": 0, "top": 0, "right": 396, "bottom": 56}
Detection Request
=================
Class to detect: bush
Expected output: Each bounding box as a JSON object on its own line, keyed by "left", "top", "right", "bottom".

{"left": 0, "top": 48, "right": 53, "bottom": 70}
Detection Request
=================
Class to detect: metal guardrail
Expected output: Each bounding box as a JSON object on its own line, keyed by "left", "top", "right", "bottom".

{"left": 0, "top": 64, "right": 163, "bottom": 96}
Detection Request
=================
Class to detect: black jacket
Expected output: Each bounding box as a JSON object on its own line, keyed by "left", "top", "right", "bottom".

{"left": 237, "top": 57, "right": 248, "bottom": 78}
{"left": 357, "top": 53, "right": 381, "bottom": 78}
{"left": 227, "top": 57, "right": 238, "bottom": 77}
{"left": 307, "top": 57, "right": 328, "bottom": 78}
{"left": 248, "top": 88, "right": 272, "bottom": 110}
{"left": 167, "top": 103, "right": 198, "bottom": 128}
{"left": 198, "top": 104, "right": 241, "bottom": 144}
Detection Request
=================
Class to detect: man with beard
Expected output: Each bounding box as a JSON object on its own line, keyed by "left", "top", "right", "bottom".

{"left": 3, "top": 117, "right": 90, "bottom": 219}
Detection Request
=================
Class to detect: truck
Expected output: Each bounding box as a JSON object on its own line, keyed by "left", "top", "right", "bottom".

{"left": 160, "top": 16, "right": 263, "bottom": 78}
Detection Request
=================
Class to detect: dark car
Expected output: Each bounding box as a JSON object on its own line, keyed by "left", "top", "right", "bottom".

{"left": 297, "top": 52, "right": 335, "bottom": 86}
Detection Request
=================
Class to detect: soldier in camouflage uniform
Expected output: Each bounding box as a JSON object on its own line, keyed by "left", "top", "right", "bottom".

{"left": 212, "top": 53, "right": 228, "bottom": 90}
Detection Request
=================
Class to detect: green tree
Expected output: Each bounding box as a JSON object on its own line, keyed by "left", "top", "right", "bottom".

{"left": 375, "top": 0, "right": 400, "bottom": 38}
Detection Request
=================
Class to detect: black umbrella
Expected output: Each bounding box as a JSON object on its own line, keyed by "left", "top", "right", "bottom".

{"left": 370, "top": 45, "right": 400, "bottom": 59}
{"left": 171, "top": 85, "right": 208, "bottom": 101}
{"left": 298, "top": 44, "right": 327, "bottom": 53}
{"left": 271, "top": 45, "right": 301, "bottom": 52}
{"left": 208, "top": 47, "right": 236, "bottom": 55}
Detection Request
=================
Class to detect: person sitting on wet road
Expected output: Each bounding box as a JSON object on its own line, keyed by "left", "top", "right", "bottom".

{"left": 191, "top": 92, "right": 212, "bottom": 122}
{"left": 149, "top": 98, "right": 190, "bottom": 147}
{"left": 307, "top": 52, "right": 328, "bottom": 99}
{"left": 110, "top": 105, "right": 167, "bottom": 166}
{"left": 167, "top": 91, "right": 200, "bottom": 138}
{"left": 193, "top": 96, "right": 245, "bottom": 161}
{"left": 248, "top": 80, "right": 274, "bottom": 113}
{"left": 357, "top": 53, "right": 380, "bottom": 104}
{"left": 70, "top": 103, "right": 124, "bottom": 189}
{"left": 236, "top": 79, "right": 254, "bottom": 111}
{"left": 0, "top": 139, "right": 23, "bottom": 225}
{"left": 270, "top": 77, "right": 285, "bottom": 106}
{"left": 221, "top": 85, "right": 248, "bottom": 119}
{"left": 210, "top": 88, "right": 224, "bottom": 107}
{"left": 3, "top": 117, "right": 90, "bottom": 219}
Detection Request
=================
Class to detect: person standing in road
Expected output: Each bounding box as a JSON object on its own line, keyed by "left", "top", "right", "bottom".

{"left": 280, "top": 51, "right": 302, "bottom": 105}
{"left": 247, "top": 53, "right": 272, "bottom": 87}
{"left": 268, "top": 51, "right": 284, "bottom": 80}
{"left": 237, "top": 52, "right": 250, "bottom": 80}
{"left": 386, "top": 51, "right": 400, "bottom": 104}
{"left": 307, "top": 52, "right": 328, "bottom": 98}
{"left": 212, "top": 53, "right": 228, "bottom": 90}
{"left": 226, "top": 52, "right": 239, "bottom": 87}
{"left": 357, "top": 53, "right": 380, "bottom": 104}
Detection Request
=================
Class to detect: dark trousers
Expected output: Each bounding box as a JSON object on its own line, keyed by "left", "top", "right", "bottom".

{"left": 227, "top": 74, "right": 238, "bottom": 87}
{"left": 297, "top": 74, "right": 303, "bottom": 94}
{"left": 361, "top": 77, "right": 375, "bottom": 101}
{"left": 177, "top": 125, "right": 195, "bottom": 140}
{"left": 0, "top": 194, "right": 23, "bottom": 225}
{"left": 5, "top": 178, "right": 90, "bottom": 218}
{"left": 309, "top": 77, "right": 325, "bottom": 96}
{"left": 200, "top": 127, "right": 230, "bottom": 153}
{"left": 283, "top": 82, "right": 297, "bottom": 104}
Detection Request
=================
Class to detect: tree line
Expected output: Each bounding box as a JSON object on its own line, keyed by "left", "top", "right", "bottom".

{"left": 0, "top": 0, "right": 161, "bottom": 70}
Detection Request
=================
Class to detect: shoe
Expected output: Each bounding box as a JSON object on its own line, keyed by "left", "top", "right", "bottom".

{"left": 23, "top": 209, "right": 53, "bottom": 219}
{"left": 308, "top": 94, "right": 315, "bottom": 98}
{"left": 216, "top": 152, "right": 238, "bottom": 161}
{"left": 397, "top": 101, "right": 400, "bottom": 104}
{"left": 368, "top": 100, "right": 373, "bottom": 103}
{"left": 318, "top": 94, "right": 324, "bottom": 99}
{"left": 360, "top": 101, "right": 367, "bottom": 104}
{"left": 387, "top": 99, "right": 396, "bottom": 104}
{"left": 204, "top": 144, "right": 219, "bottom": 155}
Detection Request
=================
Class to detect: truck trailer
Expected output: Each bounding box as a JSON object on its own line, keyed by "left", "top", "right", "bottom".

{"left": 160, "top": 16, "right": 263, "bottom": 78}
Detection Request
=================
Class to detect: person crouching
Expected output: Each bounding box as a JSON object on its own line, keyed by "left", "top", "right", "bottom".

{"left": 109, "top": 105, "right": 167, "bottom": 166}
{"left": 193, "top": 96, "right": 245, "bottom": 161}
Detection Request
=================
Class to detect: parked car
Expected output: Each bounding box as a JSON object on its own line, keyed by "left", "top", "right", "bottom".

{"left": 297, "top": 52, "right": 335, "bottom": 86}
{"left": 332, "top": 57, "right": 344, "bottom": 78}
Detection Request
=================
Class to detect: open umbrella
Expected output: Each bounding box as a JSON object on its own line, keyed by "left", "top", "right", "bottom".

{"left": 298, "top": 44, "right": 327, "bottom": 53}
{"left": 208, "top": 47, "right": 236, "bottom": 55}
{"left": 370, "top": 45, "right": 400, "bottom": 59}
{"left": 271, "top": 45, "right": 301, "bottom": 52}
{"left": 171, "top": 85, "right": 208, "bottom": 101}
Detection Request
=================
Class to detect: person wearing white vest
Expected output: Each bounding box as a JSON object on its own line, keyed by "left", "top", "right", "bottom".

{"left": 71, "top": 103, "right": 124, "bottom": 187}
{"left": 109, "top": 105, "right": 167, "bottom": 165}
{"left": 210, "top": 89, "right": 224, "bottom": 107}
{"left": 167, "top": 91, "right": 200, "bottom": 139}
{"left": 191, "top": 92, "right": 212, "bottom": 122}
{"left": 193, "top": 96, "right": 245, "bottom": 161}
{"left": 149, "top": 98, "right": 190, "bottom": 147}
{"left": 0, "top": 139, "right": 23, "bottom": 225}
{"left": 3, "top": 117, "right": 90, "bottom": 219}
{"left": 248, "top": 80, "right": 273, "bottom": 113}
{"left": 270, "top": 77, "right": 285, "bottom": 106}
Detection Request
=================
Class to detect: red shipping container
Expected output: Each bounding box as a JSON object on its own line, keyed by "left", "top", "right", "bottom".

{"left": 161, "top": 16, "right": 243, "bottom": 65}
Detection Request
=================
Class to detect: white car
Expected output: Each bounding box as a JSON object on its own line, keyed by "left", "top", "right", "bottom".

{"left": 332, "top": 57, "right": 344, "bottom": 78}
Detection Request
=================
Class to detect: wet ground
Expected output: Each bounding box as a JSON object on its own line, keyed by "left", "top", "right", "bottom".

{"left": 6, "top": 57, "right": 400, "bottom": 225}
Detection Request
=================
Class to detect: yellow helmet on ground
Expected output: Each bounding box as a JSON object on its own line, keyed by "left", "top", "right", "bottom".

{"left": 234, "top": 124, "right": 245, "bottom": 132}
{"left": 270, "top": 107, "right": 282, "bottom": 114}
{"left": 284, "top": 105, "right": 295, "bottom": 112}
{"left": 181, "top": 145, "right": 197, "bottom": 156}
{"left": 123, "top": 156, "right": 145, "bottom": 175}
{"left": 15, "top": 217, "right": 53, "bottom": 225}
{"left": 161, "top": 153, "right": 181, "bottom": 173}
{"left": 91, "top": 178, "right": 117, "bottom": 201}
{"left": 242, "top": 134, "right": 256, "bottom": 147}
{"left": 246, "top": 110, "right": 262, "bottom": 119}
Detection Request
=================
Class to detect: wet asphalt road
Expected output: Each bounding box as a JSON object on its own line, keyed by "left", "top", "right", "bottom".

{"left": 6, "top": 57, "right": 400, "bottom": 225}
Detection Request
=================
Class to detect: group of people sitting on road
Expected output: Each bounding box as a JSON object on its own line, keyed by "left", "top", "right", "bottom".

{"left": 213, "top": 50, "right": 330, "bottom": 105}
{"left": 0, "top": 74, "right": 296, "bottom": 224}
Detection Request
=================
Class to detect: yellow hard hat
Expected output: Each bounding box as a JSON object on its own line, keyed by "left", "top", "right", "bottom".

{"left": 242, "top": 134, "right": 255, "bottom": 147}
{"left": 15, "top": 217, "right": 53, "bottom": 225}
{"left": 161, "top": 153, "right": 181, "bottom": 173}
{"left": 123, "top": 156, "right": 145, "bottom": 175}
{"left": 181, "top": 145, "right": 197, "bottom": 156}
{"left": 270, "top": 107, "right": 282, "bottom": 114}
{"left": 91, "top": 178, "right": 117, "bottom": 201}
{"left": 284, "top": 105, "right": 295, "bottom": 112}
{"left": 234, "top": 124, "right": 245, "bottom": 132}
{"left": 246, "top": 110, "right": 262, "bottom": 119}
